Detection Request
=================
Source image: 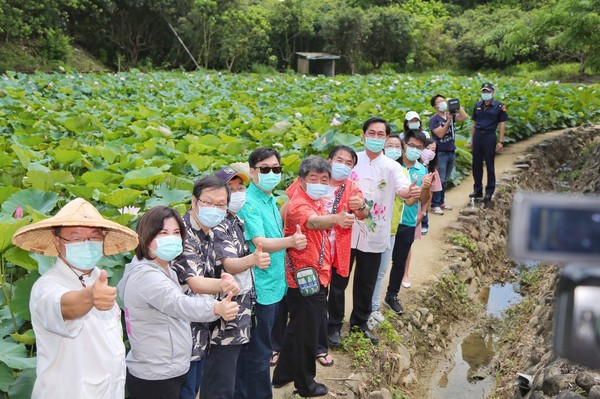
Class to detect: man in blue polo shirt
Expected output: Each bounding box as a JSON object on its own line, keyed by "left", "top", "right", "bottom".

{"left": 235, "top": 147, "right": 307, "bottom": 399}
{"left": 384, "top": 129, "right": 432, "bottom": 314}
{"left": 469, "top": 82, "right": 509, "bottom": 203}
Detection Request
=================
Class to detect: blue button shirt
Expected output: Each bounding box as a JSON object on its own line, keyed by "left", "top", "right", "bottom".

{"left": 237, "top": 182, "right": 287, "bottom": 305}
{"left": 400, "top": 162, "right": 428, "bottom": 227}
{"left": 471, "top": 99, "right": 509, "bottom": 131}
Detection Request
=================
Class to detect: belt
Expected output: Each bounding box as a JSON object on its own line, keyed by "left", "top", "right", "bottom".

{"left": 476, "top": 129, "right": 497, "bottom": 134}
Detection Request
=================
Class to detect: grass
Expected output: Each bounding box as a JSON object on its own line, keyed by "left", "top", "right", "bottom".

{"left": 448, "top": 233, "right": 479, "bottom": 253}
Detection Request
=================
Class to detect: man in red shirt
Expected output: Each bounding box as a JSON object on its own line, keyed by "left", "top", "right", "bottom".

{"left": 272, "top": 156, "right": 355, "bottom": 398}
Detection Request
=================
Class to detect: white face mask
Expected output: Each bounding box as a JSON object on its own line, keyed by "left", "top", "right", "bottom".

{"left": 408, "top": 122, "right": 420, "bottom": 130}
{"left": 228, "top": 191, "right": 246, "bottom": 213}
{"left": 437, "top": 101, "right": 448, "bottom": 112}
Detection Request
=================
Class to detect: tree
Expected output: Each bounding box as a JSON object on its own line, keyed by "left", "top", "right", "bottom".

{"left": 217, "top": 6, "right": 271, "bottom": 71}
{"left": 363, "top": 6, "right": 413, "bottom": 70}
{"left": 320, "top": 6, "right": 370, "bottom": 75}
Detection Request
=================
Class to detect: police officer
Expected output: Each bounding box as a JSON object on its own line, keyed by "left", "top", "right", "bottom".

{"left": 468, "top": 82, "right": 508, "bottom": 202}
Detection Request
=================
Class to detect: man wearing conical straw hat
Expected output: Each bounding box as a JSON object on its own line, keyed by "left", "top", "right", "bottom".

{"left": 12, "top": 198, "right": 138, "bottom": 399}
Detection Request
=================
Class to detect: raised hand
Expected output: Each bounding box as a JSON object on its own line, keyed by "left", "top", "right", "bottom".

{"left": 409, "top": 180, "right": 422, "bottom": 199}
{"left": 215, "top": 292, "right": 240, "bottom": 321}
{"left": 291, "top": 224, "right": 307, "bottom": 250}
{"left": 252, "top": 243, "right": 271, "bottom": 270}
{"left": 421, "top": 173, "right": 433, "bottom": 190}
{"left": 220, "top": 273, "right": 240, "bottom": 296}
{"left": 337, "top": 204, "right": 356, "bottom": 229}
{"left": 348, "top": 195, "right": 363, "bottom": 212}
{"left": 91, "top": 270, "right": 117, "bottom": 311}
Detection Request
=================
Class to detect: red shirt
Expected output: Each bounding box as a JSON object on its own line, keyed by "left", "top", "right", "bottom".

{"left": 285, "top": 178, "right": 363, "bottom": 278}
{"left": 284, "top": 185, "right": 332, "bottom": 288}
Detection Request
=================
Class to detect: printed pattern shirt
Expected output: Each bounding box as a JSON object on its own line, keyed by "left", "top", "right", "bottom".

{"left": 211, "top": 211, "right": 253, "bottom": 346}
{"left": 171, "top": 210, "right": 217, "bottom": 361}
{"left": 350, "top": 151, "right": 411, "bottom": 253}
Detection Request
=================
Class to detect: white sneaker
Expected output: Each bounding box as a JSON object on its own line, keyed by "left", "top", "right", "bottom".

{"left": 432, "top": 207, "right": 444, "bottom": 215}
{"left": 371, "top": 310, "right": 385, "bottom": 323}
{"left": 441, "top": 203, "right": 453, "bottom": 210}
{"left": 421, "top": 227, "right": 428, "bottom": 235}
{"left": 367, "top": 315, "right": 378, "bottom": 331}
{"left": 402, "top": 279, "right": 411, "bottom": 288}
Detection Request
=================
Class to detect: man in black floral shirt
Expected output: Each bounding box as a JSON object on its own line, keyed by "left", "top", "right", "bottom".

{"left": 199, "top": 168, "right": 270, "bottom": 398}
{"left": 171, "top": 176, "right": 240, "bottom": 399}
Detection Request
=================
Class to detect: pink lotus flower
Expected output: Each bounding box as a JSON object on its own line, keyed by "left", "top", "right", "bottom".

{"left": 14, "top": 205, "right": 23, "bottom": 219}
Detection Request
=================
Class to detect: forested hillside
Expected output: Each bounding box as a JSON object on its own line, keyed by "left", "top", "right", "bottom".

{"left": 1, "top": 0, "right": 599, "bottom": 75}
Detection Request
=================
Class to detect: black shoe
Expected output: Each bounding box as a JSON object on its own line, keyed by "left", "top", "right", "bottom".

{"left": 327, "top": 331, "right": 342, "bottom": 348}
{"left": 384, "top": 295, "right": 405, "bottom": 314}
{"left": 484, "top": 193, "right": 493, "bottom": 202}
{"left": 363, "top": 329, "right": 379, "bottom": 345}
{"left": 293, "top": 383, "right": 329, "bottom": 397}
{"left": 469, "top": 190, "right": 483, "bottom": 199}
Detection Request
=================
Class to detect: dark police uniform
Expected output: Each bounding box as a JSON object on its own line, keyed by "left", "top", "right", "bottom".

{"left": 471, "top": 98, "right": 508, "bottom": 197}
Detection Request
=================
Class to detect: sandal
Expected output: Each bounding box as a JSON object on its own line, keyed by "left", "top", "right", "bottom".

{"left": 316, "top": 352, "right": 334, "bottom": 367}
{"left": 270, "top": 352, "right": 279, "bottom": 367}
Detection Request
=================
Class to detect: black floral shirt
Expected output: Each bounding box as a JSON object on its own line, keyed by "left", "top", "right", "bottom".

{"left": 211, "top": 212, "right": 254, "bottom": 346}
{"left": 171, "top": 210, "right": 217, "bottom": 361}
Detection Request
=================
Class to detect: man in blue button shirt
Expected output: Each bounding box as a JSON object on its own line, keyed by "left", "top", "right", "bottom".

{"left": 469, "top": 82, "right": 509, "bottom": 203}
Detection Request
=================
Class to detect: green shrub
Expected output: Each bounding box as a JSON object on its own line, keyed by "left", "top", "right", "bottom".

{"left": 38, "top": 29, "right": 72, "bottom": 62}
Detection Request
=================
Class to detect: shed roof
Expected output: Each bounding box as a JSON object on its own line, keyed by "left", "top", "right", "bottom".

{"left": 296, "top": 52, "right": 341, "bottom": 60}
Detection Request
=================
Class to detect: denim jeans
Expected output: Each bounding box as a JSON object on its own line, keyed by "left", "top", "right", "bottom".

{"left": 179, "top": 357, "right": 206, "bottom": 399}
{"left": 371, "top": 235, "right": 395, "bottom": 311}
{"left": 234, "top": 302, "right": 279, "bottom": 399}
{"left": 432, "top": 151, "right": 456, "bottom": 208}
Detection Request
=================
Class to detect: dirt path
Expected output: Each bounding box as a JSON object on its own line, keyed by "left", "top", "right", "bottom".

{"left": 273, "top": 128, "right": 568, "bottom": 398}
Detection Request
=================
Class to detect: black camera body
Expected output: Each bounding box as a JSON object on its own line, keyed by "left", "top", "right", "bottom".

{"left": 510, "top": 192, "right": 600, "bottom": 369}
{"left": 447, "top": 98, "right": 460, "bottom": 113}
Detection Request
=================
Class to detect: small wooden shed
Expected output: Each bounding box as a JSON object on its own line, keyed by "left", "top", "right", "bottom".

{"left": 296, "top": 52, "right": 341, "bottom": 77}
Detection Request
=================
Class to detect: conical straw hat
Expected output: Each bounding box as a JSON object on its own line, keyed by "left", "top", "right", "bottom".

{"left": 12, "top": 198, "right": 138, "bottom": 256}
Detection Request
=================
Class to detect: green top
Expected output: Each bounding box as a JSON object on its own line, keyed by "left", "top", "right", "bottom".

{"left": 237, "top": 182, "right": 287, "bottom": 305}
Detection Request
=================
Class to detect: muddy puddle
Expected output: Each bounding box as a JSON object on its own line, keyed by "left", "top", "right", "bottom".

{"left": 432, "top": 283, "right": 523, "bottom": 398}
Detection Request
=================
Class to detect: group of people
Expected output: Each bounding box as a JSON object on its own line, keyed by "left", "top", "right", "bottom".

{"left": 12, "top": 82, "right": 507, "bottom": 399}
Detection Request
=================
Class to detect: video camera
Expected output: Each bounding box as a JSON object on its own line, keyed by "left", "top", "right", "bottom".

{"left": 447, "top": 98, "right": 460, "bottom": 114}
{"left": 509, "top": 192, "right": 600, "bottom": 368}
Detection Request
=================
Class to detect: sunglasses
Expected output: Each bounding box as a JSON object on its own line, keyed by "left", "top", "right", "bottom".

{"left": 254, "top": 166, "right": 282, "bottom": 174}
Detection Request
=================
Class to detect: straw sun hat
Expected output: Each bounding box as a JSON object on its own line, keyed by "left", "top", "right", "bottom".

{"left": 12, "top": 198, "right": 139, "bottom": 257}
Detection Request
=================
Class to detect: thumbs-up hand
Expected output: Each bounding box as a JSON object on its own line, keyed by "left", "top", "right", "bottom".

{"left": 409, "top": 180, "right": 422, "bottom": 199}
{"left": 337, "top": 204, "right": 356, "bottom": 229}
{"left": 91, "top": 269, "right": 117, "bottom": 311}
{"left": 219, "top": 273, "right": 240, "bottom": 296}
{"left": 421, "top": 173, "right": 433, "bottom": 190}
{"left": 348, "top": 195, "right": 363, "bottom": 212}
{"left": 291, "top": 224, "right": 307, "bottom": 250}
{"left": 252, "top": 243, "right": 271, "bottom": 270}
{"left": 214, "top": 292, "right": 240, "bottom": 321}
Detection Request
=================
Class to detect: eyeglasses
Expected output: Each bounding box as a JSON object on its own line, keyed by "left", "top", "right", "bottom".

{"left": 405, "top": 142, "right": 424, "bottom": 151}
{"left": 197, "top": 198, "right": 228, "bottom": 210}
{"left": 331, "top": 157, "right": 355, "bottom": 168}
{"left": 253, "top": 166, "right": 282, "bottom": 174}
{"left": 57, "top": 235, "right": 105, "bottom": 243}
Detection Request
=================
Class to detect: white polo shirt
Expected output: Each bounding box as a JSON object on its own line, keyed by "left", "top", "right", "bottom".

{"left": 30, "top": 260, "right": 125, "bottom": 399}
{"left": 351, "top": 150, "right": 410, "bottom": 253}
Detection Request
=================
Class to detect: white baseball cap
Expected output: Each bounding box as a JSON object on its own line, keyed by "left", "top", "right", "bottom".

{"left": 405, "top": 111, "right": 420, "bottom": 121}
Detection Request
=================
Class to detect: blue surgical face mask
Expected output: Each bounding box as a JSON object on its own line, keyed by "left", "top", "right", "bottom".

{"left": 408, "top": 122, "right": 420, "bottom": 130}
{"left": 228, "top": 191, "right": 246, "bottom": 213}
{"left": 385, "top": 148, "right": 402, "bottom": 161}
{"left": 365, "top": 137, "right": 386, "bottom": 153}
{"left": 306, "top": 183, "right": 329, "bottom": 200}
{"left": 257, "top": 171, "right": 281, "bottom": 192}
{"left": 198, "top": 206, "right": 226, "bottom": 228}
{"left": 331, "top": 162, "right": 352, "bottom": 181}
{"left": 153, "top": 235, "right": 183, "bottom": 262}
{"left": 64, "top": 241, "right": 104, "bottom": 270}
{"left": 481, "top": 92, "right": 493, "bottom": 101}
{"left": 406, "top": 147, "right": 423, "bottom": 162}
